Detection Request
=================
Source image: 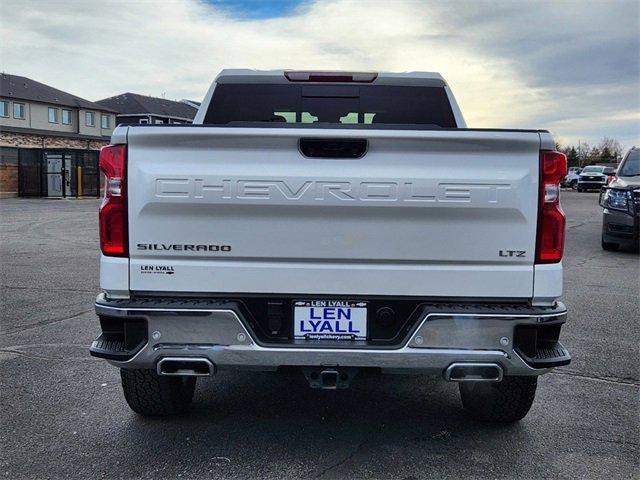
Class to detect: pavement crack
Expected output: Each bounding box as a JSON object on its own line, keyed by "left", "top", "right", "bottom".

{"left": 315, "top": 439, "right": 369, "bottom": 478}
{"left": 566, "top": 210, "right": 598, "bottom": 230}
{"left": 1, "top": 309, "right": 94, "bottom": 335}
{"left": 551, "top": 369, "right": 639, "bottom": 387}
{"left": 0, "top": 348, "right": 68, "bottom": 361}
{"left": 0, "top": 349, "right": 95, "bottom": 362}
{"left": 0, "top": 348, "right": 54, "bottom": 360}
{"left": 1, "top": 284, "right": 95, "bottom": 294}
{"left": 567, "top": 220, "right": 590, "bottom": 230}
{"left": 576, "top": 435, "right": 639, "bottom": 448}
{"left": 0, "top": 344, "right": 96, "bottom": 361}
{"left": 570, "top": 252, "right": 603, "bottom": 269}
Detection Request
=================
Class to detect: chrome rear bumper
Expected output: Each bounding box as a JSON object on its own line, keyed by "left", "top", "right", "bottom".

{"left": 91, "top": 295, "right": 569, "bottom": 377}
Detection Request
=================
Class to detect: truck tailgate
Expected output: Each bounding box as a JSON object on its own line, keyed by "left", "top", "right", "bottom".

{"left": 127, "top": 127, "right": 541, "bottom": 298}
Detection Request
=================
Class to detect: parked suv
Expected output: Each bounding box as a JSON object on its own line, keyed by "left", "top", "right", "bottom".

{"left": 599, "top": 147, "right": 640, "bottom": 251}
{"left": 562, "top": 167, "right": 582, "bottom": 189}
{"left": 577, "top": 165, "right": 614, "bottom": 192}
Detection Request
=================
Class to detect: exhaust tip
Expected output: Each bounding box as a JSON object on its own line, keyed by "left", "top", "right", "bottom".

{"left": 444, "top": 363, "right": 503, "bottom": 382}
{"left": 157, "top": 357, "right": 214, "bottom": 376}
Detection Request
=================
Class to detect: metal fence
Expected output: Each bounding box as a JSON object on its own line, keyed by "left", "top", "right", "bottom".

{"left": 18, "top": 149, "right": 100, "bottom": 198}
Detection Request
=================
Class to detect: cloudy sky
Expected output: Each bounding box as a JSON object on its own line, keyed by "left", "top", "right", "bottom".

{"left": 1, "top": 0, "right": 638, "bottom": 147}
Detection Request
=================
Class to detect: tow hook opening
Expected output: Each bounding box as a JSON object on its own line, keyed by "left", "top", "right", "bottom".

{"left": 444, "top": 363, "right": 503, "bottom": 382}
{"left": 303, "top": 367, "right": 358, "bottom": 389}
{"left": 157, "top": 357, "right": 214, "bottom": 377}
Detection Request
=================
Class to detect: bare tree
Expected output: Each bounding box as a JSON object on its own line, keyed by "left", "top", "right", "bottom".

{"left": 577, "top": 141, "right": 590, "bottom": 167}
{"left": 555, "top": 138, "right": 625, "bottom": 166}
{"left": 597, "top": 137, "right": 623, "bottom": 162}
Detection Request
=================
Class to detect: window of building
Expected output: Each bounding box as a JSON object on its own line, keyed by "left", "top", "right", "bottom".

{"left": 139, "top": 118, "right": 149, "bottom": 124}
{"left": 85, "top": 111, "right": 95, "bottom": 126}
{"left": 0, "top": 101, "right": 8, "bottom": 117}
{"left": 61, "top": 109, "right": 72, "bottom": 125}
{"left": 154, "top": 119, "right": 164, "bottom": 124}
{"left": 0, "top": 146, "right": 19, "bottom": 166}
{"left": 48, "top": 107, "right": 59, "bottom": 123}
{"left": 101, "top": 114, "right": 110, "bottom": 129}
{"left": 13, "top": 103, "right": 25, "bottom": 119}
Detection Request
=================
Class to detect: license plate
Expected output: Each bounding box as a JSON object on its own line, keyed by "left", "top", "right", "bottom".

{"left": 293, "top": 300, "right": 367, "bottom": 340}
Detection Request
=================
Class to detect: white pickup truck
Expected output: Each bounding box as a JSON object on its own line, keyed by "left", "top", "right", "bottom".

{"left": 91, "top": 70, "right": 571, "bottom": 422}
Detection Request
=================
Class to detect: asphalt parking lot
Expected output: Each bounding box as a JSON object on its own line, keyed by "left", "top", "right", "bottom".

{"left": 0, "top": 191, "right": 638, "bottom": 479}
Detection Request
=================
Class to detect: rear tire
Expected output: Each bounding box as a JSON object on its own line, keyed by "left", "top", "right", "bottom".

{"left": 459, "top": 376, "right": 537, "bottom": 423}
{"left": 601, "top": 239, "right": 619, "bottom": 251}
{"left": 120, "top": 368, "right": 196, "bottom": 416}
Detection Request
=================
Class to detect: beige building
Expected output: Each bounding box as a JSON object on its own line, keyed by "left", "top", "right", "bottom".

{"left": 0, "top": 73, "right": 116, "bottom": 197}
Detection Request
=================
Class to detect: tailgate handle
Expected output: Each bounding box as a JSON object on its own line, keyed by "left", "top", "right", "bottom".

{"left": 299, "top": 138, "right": 367, "bottom": 159}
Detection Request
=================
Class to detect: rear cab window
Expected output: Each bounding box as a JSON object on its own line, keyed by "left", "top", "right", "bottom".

{"left": 204, "top": 84, "right": 457, "bottom": 128}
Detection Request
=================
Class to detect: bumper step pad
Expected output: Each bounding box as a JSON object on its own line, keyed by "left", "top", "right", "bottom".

{"left": 90, "top": 334, "right": 144, "bottom": 361}
{"left": 516, "top": 341, "right": 571, "bottom": 368}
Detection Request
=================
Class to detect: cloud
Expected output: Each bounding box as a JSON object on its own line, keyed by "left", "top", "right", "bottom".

{"left": 0, "top": 0, "right": 638, "bottom": 147}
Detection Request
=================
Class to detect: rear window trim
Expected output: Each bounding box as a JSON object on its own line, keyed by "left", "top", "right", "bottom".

{"left": 205, "top": 122, "right": 447, "bottom": 130}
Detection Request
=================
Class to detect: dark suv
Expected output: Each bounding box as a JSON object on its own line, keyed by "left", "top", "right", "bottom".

{"left": 599, "top": 147, "right": 640, "bottom": 251}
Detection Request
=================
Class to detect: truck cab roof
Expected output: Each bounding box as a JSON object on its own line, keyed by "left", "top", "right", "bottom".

{"left": 215, "top": 69, "right": 448, "bottom": 87}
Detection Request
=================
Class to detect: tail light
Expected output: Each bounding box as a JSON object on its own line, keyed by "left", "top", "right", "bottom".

{"left": 99, "top": 145, "right": 127, "bottom": 257}
{"left": 536, "top": 150, "right": 567, "bottom": 263}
